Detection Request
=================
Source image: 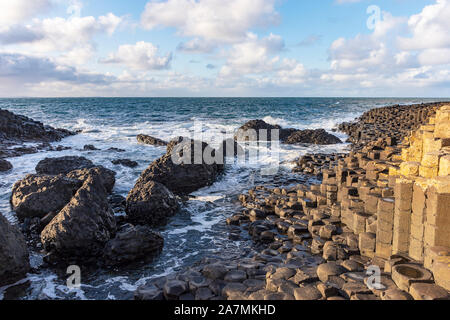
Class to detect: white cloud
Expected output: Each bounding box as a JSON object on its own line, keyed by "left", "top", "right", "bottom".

{"left": 100, "top": 41, "right": 172, "bottom": 70}
{"left": 219, "top": 33, "right": 284, "bottom": 77}
{"left": 141, "top": 0, "right": 279, "bottom": 43}
{"left": 398, "top": 0, "right": 450, "bottom": 50}
{"left": 0, "top": 0, "right": 53, "bottom": 26}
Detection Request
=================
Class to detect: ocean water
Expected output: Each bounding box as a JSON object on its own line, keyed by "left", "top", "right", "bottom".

{"left": 0, "top": 97, "right": 447, "bottom": 300}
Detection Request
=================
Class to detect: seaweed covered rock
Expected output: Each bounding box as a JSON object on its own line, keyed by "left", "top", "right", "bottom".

{"left": 0, "top": 214, "right": 30, "bottom": 286}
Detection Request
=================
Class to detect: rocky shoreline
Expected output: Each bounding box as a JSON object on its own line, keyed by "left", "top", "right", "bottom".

{"left": 134, "top": 102, "right": 450, "bottom": 301}
{"left": 1, "top": 102, "right": 449, "bottom": 301}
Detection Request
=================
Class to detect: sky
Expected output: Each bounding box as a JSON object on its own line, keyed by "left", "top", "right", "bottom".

{"left": 0, "top": 0, "right": 449, "bottom": 97}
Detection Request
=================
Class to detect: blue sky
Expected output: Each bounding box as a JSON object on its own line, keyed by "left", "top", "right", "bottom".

{"left": 0, "top": 0, "right": 449, "bottom": 97}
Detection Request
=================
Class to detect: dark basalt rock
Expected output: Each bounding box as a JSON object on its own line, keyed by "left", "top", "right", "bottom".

{"left": 112, "top": 159, "right": 138, "bottom": 168}
{"left": 0, "top": 108, "right": 75, "bottom": 143}
{"left": 65, "top": 166, "right": 116, "bottom": 194}
{"left": 0, "top": 213, "right": 30, "bottom": 287}
{"left": 235, "top": 119, "right": 341, "bottom": 145}
{"left": 137, "top": 134, "right": 168, "bottom": 147}
{"left": 235, "top": 120, "right": 282, "bottom": 142}
{"left": 283, "top": 129, "right": 342, "bottom": 145}
{"left": 36, "top": 156, "right": 95, "bottom": 175}
{"left": 40, "top": 172, "right": 117, "bottom": 260}
{"left": 83, "top": 145, "right": 100, "bottom": 151}
{"left": 132, "top": 137, "right": 223, "bottom": 196}
{"left": 103, "top": 224, "right": 164, "bottom": 266}
{"left": 126, "top": 180, "right": 179, "bottom": 227}
{"left": 11, "top": 174, "right": 81, "bottom": 220}
{"left": 0, "top": 159, "right": 13, "bottom": 172}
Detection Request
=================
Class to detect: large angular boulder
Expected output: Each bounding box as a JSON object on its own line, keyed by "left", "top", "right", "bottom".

{"left": 11, "top": 174, "right": 81, "bottom": 220}
{"left": 0, "top": 214, "right": 30, "bottom": 286}
{"left": 133, "top": 137, "right": 223, "bottom": 195}
{"left": 66, "top": 166, "right": 116, "bottom": 194}
{"left": 126, "top": 180, "right": 179, "bottom": 226}
{"left": 40, "top": 172, "right": 117, "bottom": 260}
{"left": 137, "top": 134, "right": 168, "bottom": 147}
{"left": 103, "top": 224, "right": 164, "bottom": 266}
{"left": 235, "top": 120, "right": 282, "bottom": 142}
{"left": 36, "top": 156, "right": 94, "bottom": 175}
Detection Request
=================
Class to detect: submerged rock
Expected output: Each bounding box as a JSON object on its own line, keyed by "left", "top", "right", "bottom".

{"left": 36, "top": 156, "right": 95, "bottom": 175}
{"left": 0, "top": 159, "right": 13, "bottom": 172}
{"left": 137, "top": 134, "right": 168, "bottom": 147}
{"left": 0, "top": 213, "right": 30, "bottom": 286}
{"left": 112, "top": 159, "right": 138, "bottom": 168}
{"left": 126, "top": 180, "right": 179, "bottom": 226}
{"left": 132, "top": 137, "right": 223, "bottom": 196}
{"left": 40, "top": 172, "right": 117, "bottom": 260}
{"left": 103, "top": 224, "right": 164, "bottom": 266}
{"left": 11, "top": 174, "right": 81, "bottom": 220}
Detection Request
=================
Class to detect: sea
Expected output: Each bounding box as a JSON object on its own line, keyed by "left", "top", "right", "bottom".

{"left": 0, "top": 97, "right": 447, "bottom": 300}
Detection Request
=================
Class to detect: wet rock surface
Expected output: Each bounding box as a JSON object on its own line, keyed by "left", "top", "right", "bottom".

{"left": 126, "top": 180, "right": 179, "bottom": 227}
{"left": 0, "top": 213, "right": 30, "bottom": 287}
{"left": 0, "top": 108, "right": 75, "bottom": 158}
{"left": 103, "top": 224, "right": 164, "bottom": 266}
{"left": 235, "top": 119, "right": 342, "bottom": 145}
{"left": 40, "top": 171, "right": 117, "bottom": 262}
{"left": 132, "top": 137, "right": 223, "bottom": 196}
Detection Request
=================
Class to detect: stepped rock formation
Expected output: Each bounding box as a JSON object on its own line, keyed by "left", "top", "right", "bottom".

{"left": 135, "top": 102, "right": 450, "bottom": 301}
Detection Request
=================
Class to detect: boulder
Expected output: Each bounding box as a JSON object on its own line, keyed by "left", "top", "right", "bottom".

{"left": 0, "top": 159, "right": 13, "bottom": 172}
{"left": 234, "top": 119, "right": 342, "bottom": 145}
{"left": 66, "top": 167, "right": 116, "bottom": 194}
{"left": 283, "top": 129, "right": 342, "bottom": 145}
{"left": 11, "top": 174, "right": 81, "bottom": 220}
{"left": 0, "top": 213, "right": 30, "bottom": 286}
{"left": 317, "top": 262, "right": 346, "bottom": 283}
{"left": 137, "top": 134, "right": 168, "bottom": 147}
{"left": 132, "top": 137, "right": 223, "bottom": 195}
{"left": 103, "top": 224, "right": 164, "bottom": 266}
{"left": 126, "top": 180, "right": 179, "bottom": 226}
{"left": 111, "top": 159, "right": 138, "bottom": 168}
{"left": 40, "top": 172, "right": 117, "bottom": 260}
{"left": 235, "top": 120, "right": 282, "bottom": 142}
{"left": 36, "top": 156, "right": 94, "bottom": 175}
{"left": 83, "top": 145, "right": 100, "bottom": 151}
